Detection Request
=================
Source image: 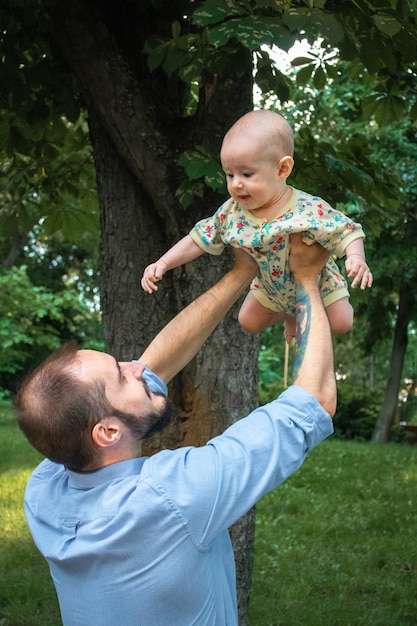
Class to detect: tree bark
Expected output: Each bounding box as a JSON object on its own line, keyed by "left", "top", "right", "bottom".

{"left": 52, "top": 1, "right": 257, "bottom": 621}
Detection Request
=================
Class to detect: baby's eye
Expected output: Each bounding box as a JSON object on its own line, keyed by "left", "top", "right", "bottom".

{"left": 243, "top": 172, "right": 253, "bottom": 178}
{"left": 225, "top": 173, "right": 233, "bottom": 179}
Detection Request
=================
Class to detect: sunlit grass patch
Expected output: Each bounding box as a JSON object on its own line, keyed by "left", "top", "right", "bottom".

{"left": 0, "top": 403, "right": 61, "bottom": 626}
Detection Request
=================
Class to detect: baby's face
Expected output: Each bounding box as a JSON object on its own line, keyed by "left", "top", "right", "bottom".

{"left": 220, "top": 135, "right": 285, "bottom": 212}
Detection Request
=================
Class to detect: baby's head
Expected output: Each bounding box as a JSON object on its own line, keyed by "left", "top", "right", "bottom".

{"left": 220, "top": 110, "right": 294, "bottom": 165}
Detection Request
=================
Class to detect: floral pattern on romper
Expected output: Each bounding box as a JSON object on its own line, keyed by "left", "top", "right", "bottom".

{"left": 190, "top": 188, "right": 364, "bottom": 315}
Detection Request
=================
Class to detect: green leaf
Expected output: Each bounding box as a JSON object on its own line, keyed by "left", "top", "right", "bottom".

{"left": 162, "top": 43, "right": 187, "bottom": 76}
{"left": 362, "top": 93, "right": 407, "bottom": 125}
{"left": 143, "top": 37, "right": 169, "bottom": 72}
{"left": 296, "top": 64, "right": 314, "bottom": 86}
{"left": 282, "top": 8, "right": 310, "bottom": 32}
{"left": 313, "top": 64, "right": 327, "bottom": 90}
{"left": 255, "top": 61, "right": 292, "bottom": 102}
{"left": 192, "top": 0, "right": 244, "bottom": 27}
{"left": 359, "top": 38, "right": 381, "bottom": 73}
{"left": 208, "top": 16, "right": 295, "bottom": 51}
{"left": 172, "top": 20, "right": 181, "bottom": 40}
{"left": 175, "top": 179, "right": 206, "bottom": 209}
{"left": 177, "top": 145, "right": 225, "bottom": 202}
{"left": 42, "top": 203, "right": 98, "bottom": 241}
{"left": 311, "top": 9, "right": 344, "bottom": 45}
{"left": 373, "top": 15, "right": 402, "bottom": 37}
{"left": 285, "top": 8, "right": 343, "bottom": 46}
{"left": 1, "top": 202, "right": 37, "bottom": 235}
{"left": 291, "top": 56, "right": 314, "bottom": 67}
{"left": 391, "top": 28, "right": 417, "bottom": 62}
{"left": 179, "top": 50, "right": 205, "bottom": 82}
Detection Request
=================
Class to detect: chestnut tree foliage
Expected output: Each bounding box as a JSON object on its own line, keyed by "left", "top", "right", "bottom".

{"left": 1, "top": 0, "right": 416, "bottom": 620}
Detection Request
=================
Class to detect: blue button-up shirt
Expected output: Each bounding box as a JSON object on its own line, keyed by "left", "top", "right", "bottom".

{"left": 24, "top": 384, "right": 333, "bottom": 625}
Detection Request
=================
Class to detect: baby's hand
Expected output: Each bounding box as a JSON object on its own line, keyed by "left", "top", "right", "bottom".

{"left": 345, "top": 255, "right": 373, "bottom": 290}
{"left": 141, "top": 260, "right": 168, "bottom": 294}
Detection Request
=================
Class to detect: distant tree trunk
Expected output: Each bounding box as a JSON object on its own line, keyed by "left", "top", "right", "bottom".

{"left": 372, "top": 251, "right": 416, "bottom": 443}
{"left": 52, "top": 1, "right": 257, "bottom": 622}
{"left": 399, "top": 374, "right": 417, "bottom": 422}
{"left": 3, "top": 231, "right": 27, "bottom": 270}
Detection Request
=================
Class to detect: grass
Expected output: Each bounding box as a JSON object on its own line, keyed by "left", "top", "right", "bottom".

{"left": 0, "top": 403, "right": 61, "bottom": 626}
{"left": 249, "top": 439, "right": 417, "bottom": 626}
{"left": 1, "top": 401, "right": 416, "bottom": 626}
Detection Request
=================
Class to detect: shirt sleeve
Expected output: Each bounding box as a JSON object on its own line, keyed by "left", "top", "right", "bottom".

{"left": 150, "top": 385, "right": 333, "bottom": 547}
{"left": 300, "top": 195, "right": 365, "bottom": 258}
{"left": 189, "top": 203, "right": 229, "bottom": 255}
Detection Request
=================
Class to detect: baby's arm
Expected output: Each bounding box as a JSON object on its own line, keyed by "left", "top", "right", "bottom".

{"left": 344, "top": 238, "right": 373, "bottom": 290}
{"left": 141, "top": 235, "right": 204, "bottom": 293}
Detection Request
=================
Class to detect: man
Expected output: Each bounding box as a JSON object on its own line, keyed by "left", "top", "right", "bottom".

{"left": 15, "top": 234, "right": 336, "bottom": 626}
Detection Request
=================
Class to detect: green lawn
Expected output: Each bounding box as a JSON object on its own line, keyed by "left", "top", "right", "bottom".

{"left": 249, "top": 439, "right": 417, "bottom": 626}
{"left": 1, "top": 402, "right": 416, "bottom": 626}
{"left": 0, "top": 403, "right": 61, "bottom": 626}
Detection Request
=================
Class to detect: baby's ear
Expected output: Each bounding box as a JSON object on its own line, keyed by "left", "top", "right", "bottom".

{"left": 278, "top": 155, "right": 294, "bottom": 179}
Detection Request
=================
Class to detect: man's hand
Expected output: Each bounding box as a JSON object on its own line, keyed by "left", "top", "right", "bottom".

{"left": 231, "top": 247, "right": 259, "bottom": 281}
{"left": 289, "top": 233, "right": 331, "bottom": 282}
{"left": 141, "top": 260, "right": 168, "bottom": 294}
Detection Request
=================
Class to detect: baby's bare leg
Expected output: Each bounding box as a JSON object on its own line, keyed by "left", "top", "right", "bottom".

{"left": 238, "top": 292, "right": 289, "bottom": 334}
{"left": 326, "top": 297, "right": 354, "bottom": 334}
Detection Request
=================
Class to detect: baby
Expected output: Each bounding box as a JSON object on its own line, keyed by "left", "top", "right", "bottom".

{"left": 142, "top": 110, "right": 372, "bottom": 342}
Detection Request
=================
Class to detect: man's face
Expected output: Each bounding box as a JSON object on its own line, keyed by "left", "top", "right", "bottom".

{"left": 75, "top": 350, "right": 168, "bottom": 425}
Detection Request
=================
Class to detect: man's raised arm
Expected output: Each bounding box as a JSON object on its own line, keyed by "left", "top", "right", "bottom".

{"left": 139, "top": 250, "right": 258, "bottom": 384}
{"left": 289, "top": 233, "right": 337, "bottom": 417}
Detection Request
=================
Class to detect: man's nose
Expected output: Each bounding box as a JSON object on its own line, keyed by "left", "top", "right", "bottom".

{"left": 120, "top": 361, "right": 145, "bottom": 380}
{"left": 131, "top": 361, "right": 145, "bottom": 379}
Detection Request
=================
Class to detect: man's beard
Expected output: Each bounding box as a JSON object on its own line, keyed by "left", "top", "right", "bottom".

{"left": 112, "top": 394, "right": 173, "bottom": 441}
{"left": 142, "top": 395, "right": 173, "bottom": 439}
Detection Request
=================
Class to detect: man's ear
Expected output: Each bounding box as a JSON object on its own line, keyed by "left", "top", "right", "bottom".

{"left": 278, "top": 155, "right": 294, "bottom": 179}
{"left": 92, "top": 418, "right": 122, "bottom": 448}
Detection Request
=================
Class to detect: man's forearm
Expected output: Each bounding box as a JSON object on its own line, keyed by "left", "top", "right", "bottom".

{"left": 292, "top": 276, "right": 336, "bottom": 416}
{"left": 139, "top": 256, "right": 256, "bottom": 383}
{"left": 288, "top": 233, "right": 336, "bottom": 416}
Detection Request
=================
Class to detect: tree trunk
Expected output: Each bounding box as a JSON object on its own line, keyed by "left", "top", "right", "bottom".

{"left": 3, "top": 231, "right": 27, "bottom": 270}
{"left": 52, "top": 1, "right": 257, "bottom": 621}
{"left": 372, "top": 280, "right": 415, "bottom": 443}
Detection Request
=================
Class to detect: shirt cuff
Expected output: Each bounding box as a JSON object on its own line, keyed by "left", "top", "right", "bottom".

{"left": 132, "top": 361, "right": 168, "bottom": 396}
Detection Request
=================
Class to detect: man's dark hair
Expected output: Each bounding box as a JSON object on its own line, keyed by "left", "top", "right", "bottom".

{"left": 14, "top": 342, "right": 112, "bottom": 471}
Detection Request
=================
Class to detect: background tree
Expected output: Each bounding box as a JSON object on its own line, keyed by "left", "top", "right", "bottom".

{"left": 2, "top": 1, "right": 417, "bottom": 621}
{"left": 0, "top": 100, "right": 102, "bottom": 390}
